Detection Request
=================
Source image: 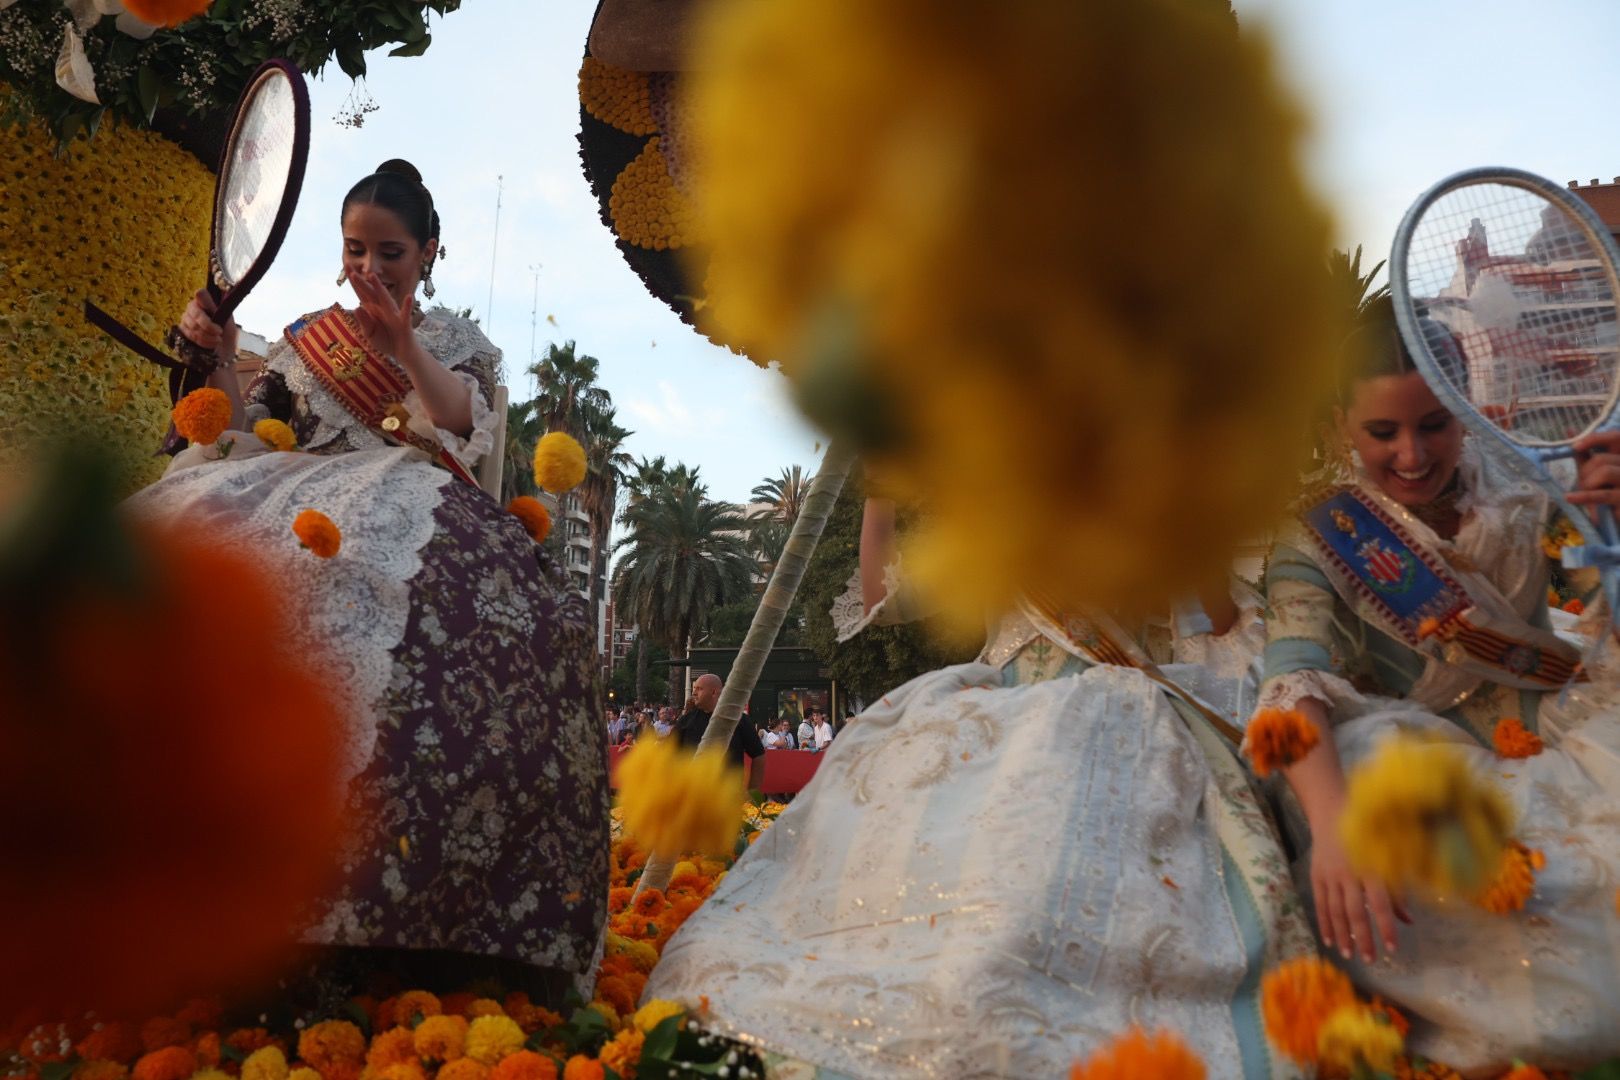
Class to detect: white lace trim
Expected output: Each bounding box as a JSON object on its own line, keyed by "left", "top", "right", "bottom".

{"left": 1256, "top": 669, "right": 1365, "bottom": 718}
{"left": 268, "top": 333, "right": 385, "bottom": 452}
{"left": 409, "top": 367, "right": 496, "bottom": 469}
{"left": 830, "top": 563, "right": 907, "bottom": 643}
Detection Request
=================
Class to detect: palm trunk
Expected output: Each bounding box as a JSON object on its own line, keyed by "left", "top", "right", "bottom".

{"left": 634, "top": 636, "right": 649, "bottom": 703}
{"left": 635, "top": 440, "right": 856, "bottom": 894}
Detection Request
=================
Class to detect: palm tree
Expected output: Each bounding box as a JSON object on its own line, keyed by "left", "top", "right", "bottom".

{"left": 500, "top": 398, "right": 542, "bottom": 504}
{"left": 1329, "top": 244, "right": 1389, "bottom": 327}
{"left": 576, "top": 401, "right": 633, "bottom": 608}
{"left": 748, "top": 465, "right": 813, "bottom": 527}
{"left": 528, "top": 340, "right": 609, "bottom": 435}
{"left": 748, "top": 518, "right": 789, "bottom": 581}
{"left": 612, "top": 484, "right": 755, "bottom": 705}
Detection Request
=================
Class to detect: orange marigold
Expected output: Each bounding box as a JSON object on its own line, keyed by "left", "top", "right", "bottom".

{"left": 437, "top": 1063, "right": 491, "bottom": 1080}
{"left": 502, "top": 994, "right": 561, "bottom": 1035}
{"left": 607, "top": 887, "right": 633, "bottom": 914}
{"left": 594, "top": 976, "right": 640, "bottom": 1020}
{"left": 225, "top": 1030, "right": 278, "bottom": 1057}
{"left": 489, "top": 1051, "right": 558, "bottom": 1080}
{"left": 171, "top": 387, "right": 233, "bottom": 445}
{"left": 561, "top": 1058, "right": 603, "bottom": 1080}
{"left": 75, "top": 1060, "right": 130, "bottom": 1080}
{"left": 413, "top": 1015, "right": 469, "bottom": 1062}
{"left": 291, "top": 509, "right": 342, "bottom": 558}
{"left": 374, "top": 1064, "right": 427, "bottom": 1080}
{"left": 193, "top": 1032, "right": 222, "bottom": 1069}
{"left": 1562, "top": 597, "right": 1586, "bottom": 616}
{"left": 394, "top": 991, "right": 443, "bottom": 1024}
{"left": 1417, "top": 616, "right": 1443, "bottom": 640}
{"left": 598, "top": 1028, "right": 644, "bottom": 1080}
{"left": 1259, "top": 957, "right": 1357, "bottom": 1065}
{"left": 78, "top": 1022, "right": 142, "bottom": 1063}
{"left": 139, "top": 1019, "right": 191, "bottom": 1055}
{"left": 506, "top": 497, "right": 552, "bottom": 544}
{"left": 633, "top": 889, "right": 667, "bottom": 917}
{"left": 1473, "top": 841, "right": 1545, "bottom": 914}
{"left": 1242, "top": 708, "right": 1321, "bottom": 778}
{"left": 1500, "top": 1067, "right": 1549, "bottom": 1080}
{"left": 1068, "top": 1028, "right": 1205, "bottom": 1080}
{"left": 121, "top": 0, "right": 212, "bottom": 28}
{"left": 132, "top": 1046, "right": 197, "bottom": 1080}
{"left": 366, "top": 1028, "right": 418, "bottom": 1070}
{"left": 296, "top": 1021, "right": 365, "bottom": 1071}
{"left": 1492, "top": 718, "right": 1544, "bottom": 759}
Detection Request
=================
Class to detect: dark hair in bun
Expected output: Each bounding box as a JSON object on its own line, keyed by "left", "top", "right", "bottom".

{"left": 342, "top": 158, "right": 443, "bottom": 264}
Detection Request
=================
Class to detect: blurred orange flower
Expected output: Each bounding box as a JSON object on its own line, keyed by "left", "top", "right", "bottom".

{"left": 1068, "top": 1028, "right": 1204, "bottom": 1080}
{"left": 1259, "top": 958, "right": 1356, "bottom": 1065}
{"left": 292, "top": 509, "right": 342, "bottom": 558}
{"left": 1242, "top": 709, "right": 1321, "bottom": 778}
{"left": 171, "top": 387, "right": 232, "bottom": 445}
{"left": 1492, "top": 718, "right": 1544, "bottom": 759}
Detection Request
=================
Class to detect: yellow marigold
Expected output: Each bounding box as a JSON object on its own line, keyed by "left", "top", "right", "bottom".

{"left": 630, "top": 1000, "right": 684, "bottom": 1035}
{"left": 687, "top": 0, "right": 1341, "bottom": 622}
{"left": 610, "top": 139, "right": 701, "bottom": 252}
{"left": 121, "top": 0, "right": 211, "bottom": 27}
{"left": 1259, "top": 957, "right": 1357, "bottom": 1065}
{"left": 1315, "top": 1004, "right": 1402, "bottom": 1075}
{"left": 74, "top": 1061, "right": 129, "bottom": 1080}
{"left": 463, "top": 1016, "right": 525, "bottom": 1066}
{"left": 365, "top": 1029, "right": 418, "bottom": 1071}
{"left": 1068, "top": 1028, "right": 1205, "bottom": 1080}
{"left": 532, "top": 432, "right": 587, "bottom": 494}
{"left": 464, "top": 1001, "right": 506, "bottom": 1021}
{"left": 1242, "top": 708, "right": 1321, "bottom": 778}
{"left": 597, "top": 1029, "right": 643, "bottom": 1080}
{"left": 561, "top": 1058, "right": 602, "bottom": 1080}
{"left": 506, "top": 496, "right": 552, "bottom": 543}
{"left": 395, "top": 991, "right": 443, "bottom": 1024}
{"left": 292, "top": 509, "right": 342, "bottom": 558}
{"left": 241, "top": 1046, "right": 289, "bottom": 1080}
{"left": 412, "top": 1016, "right": 468, "bottom": 1063}
{"left": 296, "top": 1021, "right": 366, "bottom": 1072}
{"left": 1472, "top": 841, "right": 1545, "bottom": 915}
{"left": 1340, "top": 737, "right": 1514, "bottom": 896}
{"left": 615, "top": 737, "right": 747, "bottom": 858}
{"left": 1492, "top": 718, "right": 1544, "bottom": 759}
{"left": 579, "top": 57, "right": 658, "bottom": 136}
{"left": 287, "top": 1069, "right": 321, "bottom": 1080}
{"left": 253, "top": 418, "right": 297, "bottom": 452}
{"left": 435, "top": 1062, "right": 490, "bottom": 1080}
{"left": 488, "top": 1051, "right": 556, "bottom": 1080}
{"left": 171, "top": 387, "right": 233, "bottom": 446}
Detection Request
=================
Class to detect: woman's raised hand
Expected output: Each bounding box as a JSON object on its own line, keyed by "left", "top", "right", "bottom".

{"left": 178, "top": 289, "right": 239, "bottom": 362}
{"left": 349, "top": 270, "right": 415, "bottom": 359}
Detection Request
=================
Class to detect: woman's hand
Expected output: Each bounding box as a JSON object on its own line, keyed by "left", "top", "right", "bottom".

{"left": 178, "top": 289, "right": 239, "bottom": 363}
{"left": 1309, "top": 827, "right": 1408, "bottom": 963}
{"left": 1569, "top": 431, "right": 1620, "bottom": 510}
{"left": 349, "top": 270, "right": 416, "bottom": 359}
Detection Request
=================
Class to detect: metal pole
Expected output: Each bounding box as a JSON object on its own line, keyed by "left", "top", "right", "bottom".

{"left": 486, "top": 175, "right": 503, "bottom": 333}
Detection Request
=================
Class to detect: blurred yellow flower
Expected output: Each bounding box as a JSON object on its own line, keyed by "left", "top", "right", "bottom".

{"left": 687, "top": 0, "right": 1342, "bottom": 620}
{"left": 631, "top": 999, "right": 685, "bottom": 1034}
{"left": 1340, "top": 738, "right": 1513, "bottom": 897}
{"left": 615, "top": 737, "right": 746, "bottom": 859}
{"left": 253, "top": 418, "right": 297, "bottom": 452}
{"left": 533, "top": 432, "right": 587, "bottom": 494}
{"left": 1315, "top": 1004, "right": 1403, "bottom": 1075}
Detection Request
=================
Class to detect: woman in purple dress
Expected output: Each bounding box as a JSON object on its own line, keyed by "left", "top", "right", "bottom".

{"left": 127, "top": 160, "right": 608, "bottom": 999}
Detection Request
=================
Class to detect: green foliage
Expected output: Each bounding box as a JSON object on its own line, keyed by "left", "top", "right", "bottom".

{"left": 799, "top": 466, "right": 981, "bottom": 702}
{"left": 0, "top": 1, "right": 464, "bottom": 146}
{"left": 703, "top": 596, "right": 804, "bottom": 648}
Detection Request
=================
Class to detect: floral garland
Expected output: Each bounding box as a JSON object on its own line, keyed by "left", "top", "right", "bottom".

{"left": 0, "top": 86, "right": 212, "bottom": 492}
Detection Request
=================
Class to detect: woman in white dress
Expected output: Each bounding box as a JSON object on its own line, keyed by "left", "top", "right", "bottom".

{"left": 643, "top": 498, "right": 1315, "bottom": 1079}
{"left": 1257, "top": 300, "right": 1620, "bottom": 1070}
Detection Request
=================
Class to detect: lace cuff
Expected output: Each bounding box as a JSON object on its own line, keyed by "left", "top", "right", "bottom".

{"left": 409, "top": 369, "right": 497, "bottom": 469}
{"left": 830, "top": 563, "right": 919, "bottom": 642}
{"left": 1256, "top": 669, "right": 1365, "bottom": 718}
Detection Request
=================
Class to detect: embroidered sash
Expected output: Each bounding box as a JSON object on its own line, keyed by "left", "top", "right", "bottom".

{"left": 1020, "top": 590, "right": 1246, "bottom": 746}
{"left": 1301, "top": 485, "right": 1584, "bottom": 689}
{"left": 285, "top": 306, "right": 481, "bottom": 490}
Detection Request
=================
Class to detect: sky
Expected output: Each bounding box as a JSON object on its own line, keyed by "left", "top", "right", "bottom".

{"left": 233, "top": 0, "right": 1620, "bottom": 508}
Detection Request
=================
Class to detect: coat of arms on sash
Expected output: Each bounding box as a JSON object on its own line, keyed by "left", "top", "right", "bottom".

{"left": 326, "top": 339, "right": 367, "bottom": 382}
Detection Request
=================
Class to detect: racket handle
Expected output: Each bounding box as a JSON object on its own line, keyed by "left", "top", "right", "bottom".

{"left": 1537, "top": 446, "right": 1581, "bottom": 463}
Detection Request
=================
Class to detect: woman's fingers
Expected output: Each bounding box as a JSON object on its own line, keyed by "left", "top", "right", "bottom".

{"left": 193, "top": 288, "right": 218, "bottom": 315}
{"left": 1342, "top": 878, "right": 1376, "bottom": 963}
{"left": 1574, "top": 431, "right": 1620, "bottom": 457}
{"left": 1576, "top": 460, "right": 1620, "bottom": 491}
{"left": 1364, "top": 881, "right": 1399, "bottom": 959}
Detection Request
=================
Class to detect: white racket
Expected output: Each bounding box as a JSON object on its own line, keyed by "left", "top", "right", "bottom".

{"left": 1390, "top": 166, "right": 1620, "bottom": 627}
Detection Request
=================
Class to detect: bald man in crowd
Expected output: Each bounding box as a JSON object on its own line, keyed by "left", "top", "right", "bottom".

{"left": 676, "top": 672, "right": 767, "bottom": 791}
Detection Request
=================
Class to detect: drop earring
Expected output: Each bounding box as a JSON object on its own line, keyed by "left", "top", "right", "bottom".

{"left": 336, "top": 267, "right": 349, "bottom": 286}
{"left": 421, "top": 266, "right": 436, "bottom": 299}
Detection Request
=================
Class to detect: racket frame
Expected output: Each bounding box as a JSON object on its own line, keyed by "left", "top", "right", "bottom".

{"left": 1390, "top": 165, "right": 1620, "bottom": 621}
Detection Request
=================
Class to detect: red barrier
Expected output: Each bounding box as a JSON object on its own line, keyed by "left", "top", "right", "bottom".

{"left": 607, "top": 744, "right": 825, "bottom": 794}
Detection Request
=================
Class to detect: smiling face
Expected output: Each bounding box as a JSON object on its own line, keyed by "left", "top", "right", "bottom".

{"left": 341, "top": 202, "right": 436, "bottom": 307}
{"left": 1339, "top": 371, "right": 1464, "bottom": 507}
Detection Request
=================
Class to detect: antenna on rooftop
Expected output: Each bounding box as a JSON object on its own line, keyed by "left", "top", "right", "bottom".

{"left": 485, "top": 174, "right": 503, "bottom": 332}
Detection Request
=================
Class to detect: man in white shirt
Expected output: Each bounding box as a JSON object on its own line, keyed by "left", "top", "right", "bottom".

{"left": 797, "top": 715, "right": 815, "bottom": 750}
{"left": 762, "top": 726, "right": 782, "bottom": 749}
{"left": 813, "top": 711, "right": 834, "bottom": 750}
